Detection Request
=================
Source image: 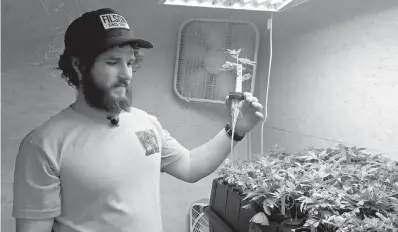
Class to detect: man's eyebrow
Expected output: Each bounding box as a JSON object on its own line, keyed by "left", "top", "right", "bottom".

{"left": 105, "top": 56, "right": 136, "bottom": 61}
{"left": 106, "top": 56, "right": 122, "bottom": 60}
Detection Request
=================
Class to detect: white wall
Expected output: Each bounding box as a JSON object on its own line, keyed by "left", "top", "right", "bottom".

{"left": 250, "top": 0, "right": 398, "bottom": 162}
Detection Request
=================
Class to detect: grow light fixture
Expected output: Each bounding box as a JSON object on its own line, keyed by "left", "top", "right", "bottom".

{"left": 159, "top": 0, "right": 310, "bottom": 12}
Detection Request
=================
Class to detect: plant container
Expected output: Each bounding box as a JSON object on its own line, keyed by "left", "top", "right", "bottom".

{"left": 204, "top": 206, "right": 234, "bottom": 232}
{"left": 209, "top": 178, "right": 279, "bottom": 232}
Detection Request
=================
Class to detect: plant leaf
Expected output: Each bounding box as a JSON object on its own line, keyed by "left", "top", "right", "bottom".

{"left": 225, "top": 48, "right": 243, "bottom": 56}
{"left": 220, "top": 61, "right": 235, "bottom": 71}
{"left": 225, "top": 49, "right": 238, "bottom": 55}
{"left": 243, "top": 191, "right": 260, "bottom": 201}
{"left": 262, "top": 202, "right": 272, "bottom": 215}
{"left": 250, "top": 212, "right": 269, "bottom": 226}
{"left": 242, "top": 73, "right": 251, "bottom": 81}
{"left": 238, "top": 58, "right": 257, "bottom": 66}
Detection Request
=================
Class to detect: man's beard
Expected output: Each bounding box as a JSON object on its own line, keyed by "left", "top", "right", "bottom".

{"left": 81, "top": 73, "right": 132, "bottom": 114}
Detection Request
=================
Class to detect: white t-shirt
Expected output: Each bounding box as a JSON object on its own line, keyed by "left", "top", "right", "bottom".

{"left": 13, "top": 106, "right": 190, "bottom": 232}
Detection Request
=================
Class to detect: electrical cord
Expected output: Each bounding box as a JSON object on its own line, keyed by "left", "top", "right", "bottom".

{"left": 260, "top": 12, "right": 274, "bottom": 157}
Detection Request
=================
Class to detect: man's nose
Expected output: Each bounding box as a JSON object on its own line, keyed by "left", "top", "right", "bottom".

{"left": 119, "top": 63, "right": 133, "bottom": 80}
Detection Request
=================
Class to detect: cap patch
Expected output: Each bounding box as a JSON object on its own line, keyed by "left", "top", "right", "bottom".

{"left": 99, "top": 13, "right": 130, "bottom": 30}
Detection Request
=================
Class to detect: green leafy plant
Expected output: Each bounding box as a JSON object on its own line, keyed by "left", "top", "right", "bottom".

{"left": 221, "top": 48, "right": 257, "bottom": 82}
{"left": 217, "top": 144, "right": 398, "bottom": 232}
{"left": 219, "top": 48, "right": 257, "bottom": 153}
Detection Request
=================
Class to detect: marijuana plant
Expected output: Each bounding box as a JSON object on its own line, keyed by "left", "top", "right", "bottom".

{"left": 217, "top": 144, "right": 398, "bottom": 232}
{"left": 221, "top": 48, "right": 257, "bottom": 84}
{"left": 220, "top": 48, "right": 257, "bottom": 154}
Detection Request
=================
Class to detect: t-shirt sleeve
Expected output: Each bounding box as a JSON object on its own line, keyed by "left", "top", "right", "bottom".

{"left": 12, "top": 138, "right": 61, "bottom": 219}
{"left": 159, "top": 129, "right": 190, "bottom": 172}
{"left": 147, "top": 114, "right": 190, "bottom": 172}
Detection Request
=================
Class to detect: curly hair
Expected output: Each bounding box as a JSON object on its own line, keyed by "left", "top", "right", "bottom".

{"left": 56, "top": 45, "right": 144, "bottom": 89}
{"left": 56, "top": 50, "right": 96, "bottom": 89}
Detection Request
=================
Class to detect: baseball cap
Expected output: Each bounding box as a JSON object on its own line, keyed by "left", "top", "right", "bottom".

{"left": 64, "top": 8, "right": 153, "bottom": 57}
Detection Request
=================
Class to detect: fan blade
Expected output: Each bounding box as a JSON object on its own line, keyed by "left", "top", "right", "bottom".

{"left": 215, "top": 71, "right": 235, "bottom": 101}
{"left": 184, "top": 43, "right": 208, "bottom": 66}
{"left": 203, "top": 50, "right": 226, "bottom": 74}
{"left": 187, "top": 67, "right": 209, "bottom": 99}
{"left": 202, "top": 23, "right": 226, "bottom": 51}
{"left": 228, "top": 22, "right": 256, "bottom": 59}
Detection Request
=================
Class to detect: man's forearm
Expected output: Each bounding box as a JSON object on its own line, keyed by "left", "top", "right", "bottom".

{"left": 189, "top": 128, "right": 239, "bottom": 182}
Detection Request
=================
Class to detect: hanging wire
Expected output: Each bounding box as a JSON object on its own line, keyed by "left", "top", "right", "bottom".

{"left": 260, "top": 12, "right": 273, "bottom": 157}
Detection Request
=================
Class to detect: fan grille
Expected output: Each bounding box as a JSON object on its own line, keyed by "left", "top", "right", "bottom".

{"left": 175, "top": 19, "right": 258, "bottom": 103}
{"left": 191, "top": 204, "right": 209, "bottom": 232}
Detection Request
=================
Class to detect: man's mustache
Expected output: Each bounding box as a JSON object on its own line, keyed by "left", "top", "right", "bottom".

{"left": 113, "top": 81, "right": 129, "bottom": 88}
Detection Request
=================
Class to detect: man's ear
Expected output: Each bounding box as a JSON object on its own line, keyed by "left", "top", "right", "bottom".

{"left": 71, "top": 56, "right": 84, "bottom": 81}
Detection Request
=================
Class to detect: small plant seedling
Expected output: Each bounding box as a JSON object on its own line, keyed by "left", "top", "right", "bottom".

{"left": 219, "top": 48, "right": 257, "bottom": 155}
{"left": 221, "top": 48, "right": 257, "bottom": 85}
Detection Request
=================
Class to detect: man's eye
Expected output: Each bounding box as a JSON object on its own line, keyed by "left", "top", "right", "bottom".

{"left": 106, "top": 61, "right": 117, "bottom": 65}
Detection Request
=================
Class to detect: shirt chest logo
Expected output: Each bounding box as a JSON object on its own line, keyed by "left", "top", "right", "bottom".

{"left": 135, "top": 129, "right": 160, "bottom": 156}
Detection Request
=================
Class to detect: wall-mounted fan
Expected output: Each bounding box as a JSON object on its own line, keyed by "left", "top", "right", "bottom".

{"left": 173, "top": 18, "right": 259, "bottom": 104}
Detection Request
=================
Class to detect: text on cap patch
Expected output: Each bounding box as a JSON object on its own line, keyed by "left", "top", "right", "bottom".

{"left": 99, "top": 13, "right": 130, "bottom": 30}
